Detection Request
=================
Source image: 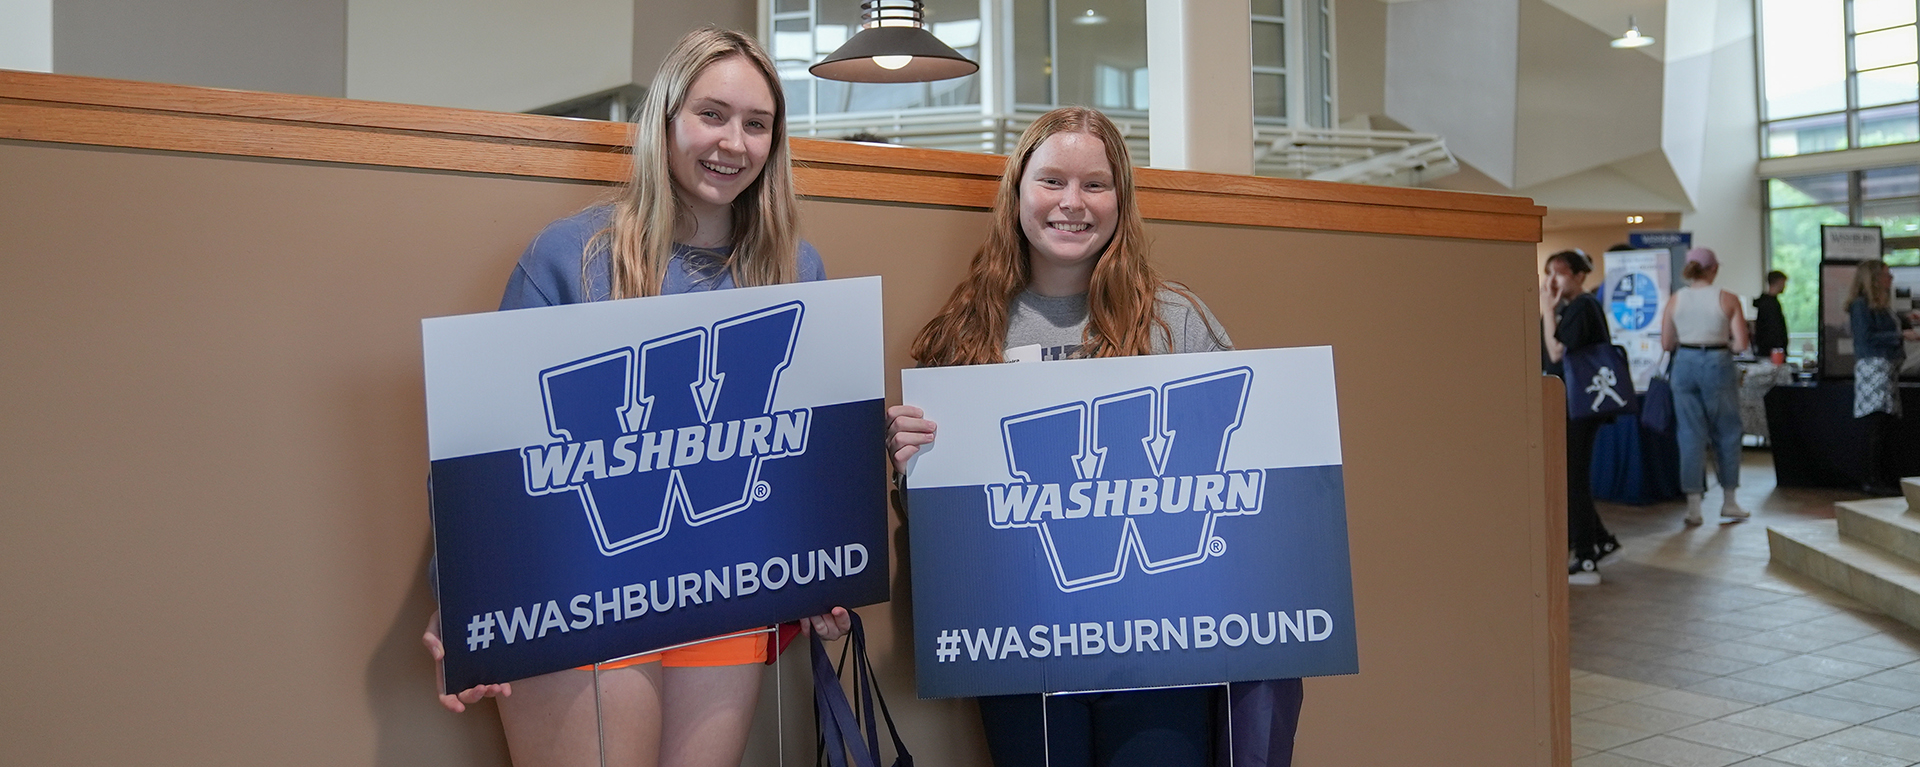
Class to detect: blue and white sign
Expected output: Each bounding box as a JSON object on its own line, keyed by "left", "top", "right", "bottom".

{"left": 424, "top": 277, "right": 889, "bottom": 692}
{"left": 901, "top": 347, "right": 1357, "bottom": 698}
{"left": 1603, "top": 248, "right": 1671, "bottom": 392}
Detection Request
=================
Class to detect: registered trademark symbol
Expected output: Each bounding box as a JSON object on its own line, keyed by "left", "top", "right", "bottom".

{"left": 1207, "top": 537, "right": 1226, "bottom": 557}
{"left": 753, "top": 481, "right": 772, "bottom": 501}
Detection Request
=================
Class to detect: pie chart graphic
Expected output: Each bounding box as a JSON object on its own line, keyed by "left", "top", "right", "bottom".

{"left": 1609, "top": 272, "right": 1659, "bottom": 330}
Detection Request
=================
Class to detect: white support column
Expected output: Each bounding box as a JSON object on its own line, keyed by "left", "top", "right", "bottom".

{"left": 979, "top": 0, "right": 999, "bottom": 153}
{"left": 1146, "top": 0, "right": 1254, "bottom": 174}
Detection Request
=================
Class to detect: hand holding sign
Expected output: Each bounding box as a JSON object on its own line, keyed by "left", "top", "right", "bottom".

{"left": 423, "top": 278, "right": 890, "bottom": 691}
{"left": 901, "top": 346, "right": 1358, "bottom": 698}
{"left": 885, "top": 404, "right": 936, "bottom": 474}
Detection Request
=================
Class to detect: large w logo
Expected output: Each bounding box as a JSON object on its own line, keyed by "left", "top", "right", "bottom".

{"left": 521, "top": 303, "right": 808, "bottom": 556}
{"left": 991, "top": 368, "right": 1262, "bottom": 592}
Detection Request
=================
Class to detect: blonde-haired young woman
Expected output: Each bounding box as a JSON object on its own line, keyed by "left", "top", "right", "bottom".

{"left": 1848, "top": 260, "right": 1918, "bottom": 496}
{"left": 423, "top": 27, "right": 848, "bottom": 767}
{"left": 1659, "top": 248, "right": 1751, "bottom": 526}
{"left": 888, "top": 106, "right": 1301, "bottom": 767}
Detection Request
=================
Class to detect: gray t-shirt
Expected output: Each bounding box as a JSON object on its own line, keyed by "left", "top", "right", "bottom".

{"left": 1005, "top": 286, "right": 1232, "bottom": 360}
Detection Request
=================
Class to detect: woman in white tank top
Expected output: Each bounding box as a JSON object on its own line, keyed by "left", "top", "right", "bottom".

{"left": 1659, "top": 248, "right": 1752, "bottom": 525}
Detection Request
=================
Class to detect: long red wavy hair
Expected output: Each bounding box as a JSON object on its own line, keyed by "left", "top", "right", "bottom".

{"left": 910, "top": 107, "right": 1172, "bottom": 366}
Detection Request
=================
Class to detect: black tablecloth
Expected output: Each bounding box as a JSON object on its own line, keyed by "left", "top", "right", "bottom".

{"left": 1765, "top": 383, "right": 1920, "bottom": 488}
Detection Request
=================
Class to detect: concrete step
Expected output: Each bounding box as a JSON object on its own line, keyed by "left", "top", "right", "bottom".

{"left": 1768, "top": 522, "right": 1920, "bottom": 633}
{"left": 1838, "top": 496, "right": 1920, "bottom": 566}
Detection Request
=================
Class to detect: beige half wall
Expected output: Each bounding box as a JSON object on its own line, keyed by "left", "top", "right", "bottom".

{"left": 0, "top": 70, "right": 1558, "bottom": 766}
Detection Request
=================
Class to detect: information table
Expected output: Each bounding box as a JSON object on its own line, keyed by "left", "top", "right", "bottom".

{"left": 1766, "top": 383, "right": 1920, "bottom": 489}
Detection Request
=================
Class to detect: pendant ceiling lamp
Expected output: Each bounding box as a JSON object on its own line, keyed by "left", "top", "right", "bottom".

{"left": 810, "top": 0, "right": 980, "bottom": 83}
{"left": 1610, "top": 15, "right": 1656, "bottom": 48}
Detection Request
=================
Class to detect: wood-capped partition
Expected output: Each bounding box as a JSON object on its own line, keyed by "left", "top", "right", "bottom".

{"left": 0, "top": 71, "right": 1556, "bottom": 766}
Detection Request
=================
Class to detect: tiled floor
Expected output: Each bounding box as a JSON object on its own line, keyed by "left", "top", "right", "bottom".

{"left": 1571, "top": 450, "right": 1920, "bottom": 767}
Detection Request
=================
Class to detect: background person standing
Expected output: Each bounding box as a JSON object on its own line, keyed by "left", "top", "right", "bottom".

{"left": 1754, "top": 270, "right": 1789, "bottom": 359}
{"left": 1541, "top": 249, "right": 1620, "bottom": 585}
{"left": 1659, "top": 248, "right": 1751, "bottom": 526}
{"left": 1847, "top": 260, "right": 1917, "bottom": 496}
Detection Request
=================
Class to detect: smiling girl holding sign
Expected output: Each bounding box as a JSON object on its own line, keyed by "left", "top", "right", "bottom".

{"left": 887, "top": 107, "right": 1304, "bottom": 767}
{"left": 421, "top": 27, "right": 848, "bottom": 767}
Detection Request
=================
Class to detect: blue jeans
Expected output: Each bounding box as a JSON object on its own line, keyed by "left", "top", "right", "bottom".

{"left": 1672, "top": 347, "right": 1743, "bottom": 493}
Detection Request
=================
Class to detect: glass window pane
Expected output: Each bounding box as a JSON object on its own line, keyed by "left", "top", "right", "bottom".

{"left": 1253, "top": 72, "right": 1285, "bottom": 118}
{"left": 1769, "top": 203, "right": 1852, "bottom": 335}
{"left": 1055, "top": 0, "right": 1147, "bottom": 112}
{"left": 1252, "top": 21, "right": 1285, "bottom": 69}
{"left": 1861, "top": 102, "right": 1920, "bottom": 147}
{"left": 1865, "top": 166, "right": 1920, "bottom": 199}
{"left": 783, "top": 78, "right": 812, "bottom": 116}
{"left": 1252, "top": 0, "right": 1282, "bottom": 18}
{"left": 1862, "top": 197, "right": 1920, "bottom": 236}
{"left": 1761, "top": 0, "right": 1847, "bottom": 118}
{"left": 773, "top": 18, "right": 811, "bottom": 64}
{"left": 775, "top": 0, "right": 809, "bottom": 12}
{"left": 1854, "top": 25, "right": 1918, "bottom": 71}
{"left": 1858, "top": 63, "right": 1919, "bottom": 107}
{"left": 1770, "top": 173, "right": 1850, "bottom": 205}
{"left": 1014, "top": 0, "right": 1052, "bottom": 105}
{"left": 1766, "top": 112, "right": 1850, "bottom": 156}
{"left": 1854, "top": 0, "right": 1918, "bottom": 33}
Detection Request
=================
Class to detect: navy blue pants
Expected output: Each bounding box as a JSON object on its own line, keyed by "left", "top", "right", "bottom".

{"left": 978, "top": 678, "right": 1304, "bottom": 767}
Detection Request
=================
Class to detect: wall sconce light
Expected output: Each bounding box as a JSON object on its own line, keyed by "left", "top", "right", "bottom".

{"left": 1610, "top": 16, "right": 1655, "bottom": 48}
{"left": 810, "top": 0, "right": 980, "bottom": 83}
{"left": 1627, "top": 215, "right": 1645, "bottom": 224}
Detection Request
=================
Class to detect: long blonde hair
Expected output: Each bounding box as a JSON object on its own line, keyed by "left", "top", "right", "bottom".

{"left": 1850, "top": 259, "right": 1891, "bottom": 311}
{"left": 911, "top": 107, "right": 1183, "bottom": 365}
{"left": 590, "top": 27, "right": 799, "bottom": 299}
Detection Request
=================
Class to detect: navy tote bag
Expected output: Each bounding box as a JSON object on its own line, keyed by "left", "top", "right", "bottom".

{"left": 1562, "top": 343, "right": 1638, "bottom": 421}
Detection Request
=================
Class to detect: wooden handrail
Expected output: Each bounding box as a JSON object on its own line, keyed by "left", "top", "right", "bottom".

{"left": 0, "top": 69, "right": 1544, "bottom": 242}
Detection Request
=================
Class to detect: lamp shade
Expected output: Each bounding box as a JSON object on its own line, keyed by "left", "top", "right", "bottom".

{"left": 810, "top": 25, "right": 979, "bottom": 83}
{"left": 809, "top": 1, "right": 979, "bottom": 83}
{"left": 1609, "top": 15, "right": 1655, "bottom": 48}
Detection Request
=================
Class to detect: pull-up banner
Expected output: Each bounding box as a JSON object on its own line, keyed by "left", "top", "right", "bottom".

{"left": 902, "top": 347, "right": 1358, "bottom": 698}
{"left": 423, "top": 277, "right": 889, "bottom": 692}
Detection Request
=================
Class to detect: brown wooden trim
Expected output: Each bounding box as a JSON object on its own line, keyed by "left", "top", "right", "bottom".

{"left": 1, "top": 70, "right": 1543, "bottom": 242}
{"left": 1543, "top": 376, "right": 1572, "bottom": 767}
{"left": 0, "top": 70, "right": 630, "bottom": 147}
{"left": 0, "top": 99, "right": 631, "bottom": 183}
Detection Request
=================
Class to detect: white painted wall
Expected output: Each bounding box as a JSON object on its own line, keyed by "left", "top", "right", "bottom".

{"left": 52, "top": 0, "right": 345, "bottom": 96}
{"left": 0, "top": 0, "right": 52, "bottom": 72}
{"left": 1335, "top": 0, "right": 1386, "bottom": 123}
{"left": 346, "top": 0, "right": 633, "bottom": 113}
{"left": 1513, "top": 0, "right": 1664, "bottom": 190}
{"left": 1386, "top": 0, "right": 1521, "bottom": 187}
{"left": 1677, "top": 0, "right": 1762, "bottom": 296}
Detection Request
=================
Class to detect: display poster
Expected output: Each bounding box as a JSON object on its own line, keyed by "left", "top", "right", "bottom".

{"left": 1629, "top": 231, "right": 1693, "bottom": 286}
{"left": 1823, "top": 225, "right": 1884, "bottom": 261}
{"left": 901, "top": 347, "right": 1358, "bottom": 698}
{"left": 1821, "top": 261, "right": 1860, "bottom": 378}
{"left": 1628, "top": 231, "right": 1692, "bottom": 251}
{"left": 1602, "top": 248, "right": 1671, "bottom": 392}
{"left": 423, "top": 277, "right": 890, "bottom": 692}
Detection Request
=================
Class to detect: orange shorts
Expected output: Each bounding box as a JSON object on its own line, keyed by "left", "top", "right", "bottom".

{"left": 576, "top": 630, "right": 768, "bottom": 671}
